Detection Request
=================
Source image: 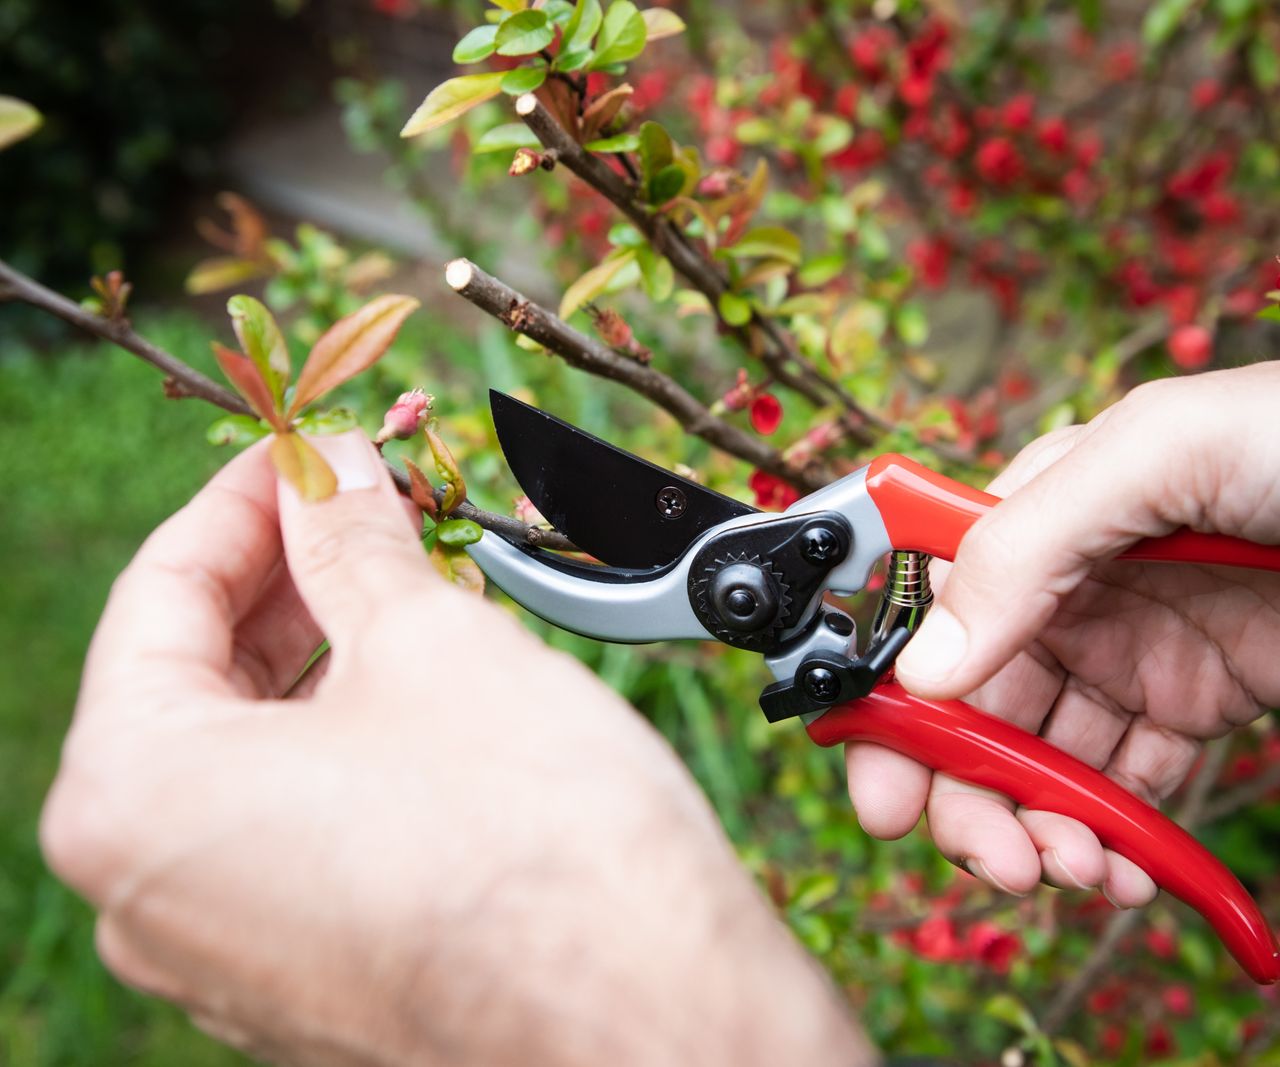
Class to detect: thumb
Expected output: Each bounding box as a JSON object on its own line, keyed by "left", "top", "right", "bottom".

{"left": 892, "top": 401, "right": 1181, "bottom": 700}
{"left": 277, "top": 431, "right": 434, "bottom": 648}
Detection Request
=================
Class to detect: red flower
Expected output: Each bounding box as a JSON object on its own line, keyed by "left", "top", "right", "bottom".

{"left": 1169, "top": 324, "right": 1213, "bottom": 370}
{"left": 1100, "top": 1024, "right": 1126, "bottom": 1056}
{"left": 1062, "top": 169, "right": 1096, "bottom": 208}
{"left": 749, "top": 393, "right": 784, "bottom": 435}
{"left": 910, "top": 913, "right": 963, "bottom": 962}
{"left": 948, "top": 182, "right": 977, "bottom": 217}
{"left": 931, "top": 104, "right": 972, "bottom": 158}
{"left": 1191, "top": 78, "right": 1222, "bottom": 110}
{"left": 748, "top": 470, "right": 800, "bottom": 511}
{"left": 1161, "top": 984, "right": 1194, "bottom": 1017}
{"left": 1145, "top": 1022, "right": 1176, "bottom": 1058}
{"left": 1000, "top": 93, "right": 1035, "bottom": 131}
{"left": 1144, "top": 926, "right": 1179, "bottom": 959}
{"left": 373, "top": 0, "right": 415, "bottom": 16}
{"left": 899, "top": 71, "right": 934, "bottom": 109}
{"left": 1103, "top": 42, "right": 1138, "bottom": 82}
{"left": 908, "top": 235, "right": 951, "bottom": 289}
{"left": 1202, "top": 190, "right": 1241, "bottom": 224}
{"left": 966, "top": 920, "right": 1021, "bottom": 974}
{"left": 1072, "top": 129, "right": 1103, "bottom": 169}
{"left": 830, "top": 130, "right": 887, "bottom": 172}
{"left": 834, "top": 83, "right": 860, "bottom": 119}
{"left": 849, "top": 26, "right": 894, "bottom": 82}
{"left": 705, "top": 135, "right": 741, "bottom": 167}
{"left": 1086, "top": 981, "right": 1127, "bottom": 1015}
{"left": 975, "top": 137, "right": 1024, "bottom": 186}
{"left": 1167, "top": 151, "right": 1233, "bottom": 200}
{"left": 1036, "top": 117, "right": 1070, "bottom": 155}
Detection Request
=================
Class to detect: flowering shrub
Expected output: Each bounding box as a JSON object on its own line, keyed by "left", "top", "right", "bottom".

{"left": 3, "top": 0, "right": 1280, "bottom": 1063}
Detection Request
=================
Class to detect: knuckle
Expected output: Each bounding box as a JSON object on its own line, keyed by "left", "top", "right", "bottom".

{"left": 40, "top": 770, "right": 122, "bottom": 896}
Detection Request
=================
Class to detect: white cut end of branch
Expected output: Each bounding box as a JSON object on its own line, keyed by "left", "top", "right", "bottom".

{"left": 515, "top": 93, "right": 539, "bottom": 117}
{"left": 445, "top": 259, "right": 474, "bottom": 292}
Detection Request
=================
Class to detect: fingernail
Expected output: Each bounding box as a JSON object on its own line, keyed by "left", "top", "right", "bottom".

{"left": 302, "top": 432, "right": 379, "bottom": 494}
{"left": 966, "top": 858, "right": 1029, "bottom": 898}
{"left": 1044, "top": 848, "right": 1090, "bottom": 890}
{"left": 896, "top": 608, "right": 968, "bottom": 685}
{"left": 1101, "top": 884, "right": 1130, "bottom": 910}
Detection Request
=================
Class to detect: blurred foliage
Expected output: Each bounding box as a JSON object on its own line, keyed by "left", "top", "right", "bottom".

{"left": 0, "top": 0, "right": 256, "bottom": 286}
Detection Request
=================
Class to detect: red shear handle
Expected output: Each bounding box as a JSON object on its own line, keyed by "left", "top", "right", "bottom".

{"left": 806, "top": 683, "right": 1280, "bottom": 984}
{"left": 866, "top": 454, "right": 1280, "bottom": 570}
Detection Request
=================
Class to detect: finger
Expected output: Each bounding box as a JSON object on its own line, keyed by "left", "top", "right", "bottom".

{"left": 1102, "top": 850, "right": 1158, "bottom": 909}
{"left": 81, "top": 443, "right": 282, "bottom": 712}
{"left": 1101, "top": 718, "right": 1202, "bottom": 807}
{"left": 1017, "top": 809, "right": 1107, "bottom": 891}
{"left": 982, "top": 424, "right": 1086, "bottom": 497}
{"left": 844, "top": 743, "right": 932, "bottom": 839}
{"left": 925, "top": 777, "right": 1040, "bottom": 896}
{"left": 228, "top": 561, "right": 323, "bottom": 699}
{"left": 895, "top": 385, "right": 1203, "bottom": 701}
{"left": 277, "top": 432, "right": 436, "bottom": 651}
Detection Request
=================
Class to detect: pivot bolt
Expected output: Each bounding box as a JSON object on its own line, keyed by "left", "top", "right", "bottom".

{"left": 725, "top": 588, "right": 758, "bottom": 618}
{"left": 802, "top": 667, "right": 840, "bottom": 703}
{"left": 801, "top": 526, "right": 842, "bottom": 564}
{"left": 656, "top": 485, "right": 687, "bottom": 519}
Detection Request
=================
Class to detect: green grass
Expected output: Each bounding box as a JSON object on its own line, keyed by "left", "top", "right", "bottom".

{"left": 0, "top": 314, "right": 248, "bottom": 1066}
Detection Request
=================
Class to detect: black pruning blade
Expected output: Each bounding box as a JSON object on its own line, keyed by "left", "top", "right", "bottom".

{"left": 489, "top": 390, "right": 757, "bottom": 569}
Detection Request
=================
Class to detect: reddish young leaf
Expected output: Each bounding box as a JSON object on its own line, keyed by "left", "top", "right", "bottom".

{"left": 212, "top": 342, "right": 285, "bottom": 429}
{"left": 270, "top": 431, "right": 338, "bottom": 502}
{"left": 288, "top": 294, "right": 420, "bottom": 418}
{"left": 402, "top": 455, "right": 438, "bottom": 519}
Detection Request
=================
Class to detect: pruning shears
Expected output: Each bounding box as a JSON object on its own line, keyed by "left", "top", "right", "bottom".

{"left": 466, "top": 390, "right": 1280, "bottom": 984}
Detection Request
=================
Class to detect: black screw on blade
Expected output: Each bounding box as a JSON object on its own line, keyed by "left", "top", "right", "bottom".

{"left": 655, "top": 485, "right": 687, "bottom": 519}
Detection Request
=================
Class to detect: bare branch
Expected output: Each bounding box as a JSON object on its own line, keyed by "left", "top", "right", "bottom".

{"left": 0, "top": 257, "right": 251, "bottom": 415}
{"left": 446, "top": 257, "right": 820, "bottom": 488}
{"left": 0, "top": 256, "right": 573, "bottom": 552}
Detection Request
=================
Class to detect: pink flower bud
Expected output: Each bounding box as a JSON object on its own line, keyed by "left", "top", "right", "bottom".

{"left": 375, "top": 388, "right": 431, "bottom": 444}
{"left": 719, "top": 369, "right": 754, "bottom": 412}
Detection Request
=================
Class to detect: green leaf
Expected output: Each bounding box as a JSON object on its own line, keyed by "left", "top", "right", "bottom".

{"left": 983, "top": 993, "right": 1037, "bottom": 1035}
{"left": 1142, "top": 0, "right": 1197, "bottom": 49}
{"left": 798, "top": 253, "right": 846, "bottom": 287}
{"left": 402, "top": 72, "right": 509, "bottom": 137}
{"left": 495, "top": 9, "right": 554, "bottom": 55}
{"left": 559, "top": 249, "right": 638, "bottom": 318}
{"left": 501, "top": 64, "right": 548, "bottom": 94}
{"left": 717, "top": 290, "right": 753, "bottom": 327}
{"left": 227, "top": 295, "right": 290, "bottom": 407}
{"left": 895, "top": 302, "right": 930, "bottom": 346}
{"left": 648, "top": 163, "right": 686, "bottom": 204}
{"left": 640, "top": 8, "right": 685, "bottom": 41}
{"left": 289, "top": 294, "right": 420, "bottom": 416}
{"left": 429, "top": 542, "right": 486, "bottom": 593}
{"left": 1249, "top": 36, "right": 1280, "bottom": 88}
{"left": 489, "top": 0, "right": 527, "bottom": 11}
{"left": 452, "top": 24, "right": 499, "bottom": 63}
{"left": 474, "top": 122, "right": 542, "bottom": 152}
{"left": 723, "top": 225, "right": 803, "bottom": 265}
{"left": 789, "top": 872, "right": 838, "bottom": 911}
{"left": 588, "top": 0, "right": 647, "bottom": 69}
{"left": 733, "top": 117, "right": 775, "bottom": 145}
{"left": 562, "top": 0, "right": 603, "bottom": 52}
{"left": 584, "top": 132, "right": 641, "bottom": 153}
{"left": 294, "top": 406, "right": 358, "bottom": 435}
{"left": 638, "top": 120, "right": 673, "bottom": 182}
{"left": 437, "top": 518, "right": 484, "bottom": 546}
{"left": 270, "top": 432, "right": 338, "bottom": 502}
{"left": 206, "top": 414, "right": 271, "bottom": 447}
{"left": 555, "top": 46, "right": 594, "bottom": 71}
{"left": 637, "top": 246, "right": 675, "bottom": 301}
{"left": 1258, "top": 304, "right": 1280, "bottom": 323}
{"left": 0, "top": 96, "right": 42, "bottom": 151}
{"left": 543, "top": 0, "right": 575, "bottom": 23}
{"left": 185, "top": 256, "right": 266, "bottom": 296}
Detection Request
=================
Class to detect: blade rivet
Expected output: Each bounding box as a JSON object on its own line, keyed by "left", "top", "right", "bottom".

{"left": 801, "top": 526, "right": 841, "bottom": 564}
{"left": 802, "top": 667, "right": 840, "bottom": 703}
{"left": 656, "top": 485, "right": 687, "bottom": 519}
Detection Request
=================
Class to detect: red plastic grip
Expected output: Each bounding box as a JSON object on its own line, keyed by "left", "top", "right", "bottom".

{"left": 806, "top": 683, "right": 1280, "bottom": 984}
{"left": 865, "top": 453, "right": 1280, "bottom": 570}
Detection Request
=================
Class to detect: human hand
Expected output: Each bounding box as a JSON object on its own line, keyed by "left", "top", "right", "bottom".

{"left": 846, "top": 364, "right": 1280, "bottom": 904}
{"left": 42, "top": 433, "right": 872, "bottom": 1067}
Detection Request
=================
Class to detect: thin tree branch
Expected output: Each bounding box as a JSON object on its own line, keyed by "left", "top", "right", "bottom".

{"left": 445, "top": 258, "right": 822, "bottom": 489}
{"left": 1040, "top": 738, "right": 1236, "bottom": 1035}
{"left": 0, "top": 258, "right": 251, "bottom": 414}
{"left": 1202, "top": 761, "right": 1280, "bottom": 824}
{"left": 0, "top": 256, "right": 574, "bottom": 552}
{"left": 514, "top": 92, "right": 906, "bottom": 452}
